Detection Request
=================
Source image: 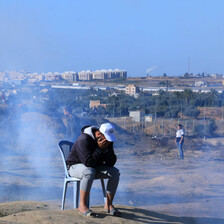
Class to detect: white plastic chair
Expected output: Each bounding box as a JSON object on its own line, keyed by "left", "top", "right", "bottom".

{"left": 58, "top": 140, "right": 107, "bottom": 210}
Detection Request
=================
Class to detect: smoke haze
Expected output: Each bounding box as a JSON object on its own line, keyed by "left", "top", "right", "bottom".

{"left": 0, "top": 84, "right": 224, "bottom": 219}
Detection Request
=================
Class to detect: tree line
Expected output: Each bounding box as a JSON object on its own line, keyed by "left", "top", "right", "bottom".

{"left": 47, "top": 88, "right": 224, "bottom": 119}
{"left": 2, "top": 86, "right": 223, "bottom": 137}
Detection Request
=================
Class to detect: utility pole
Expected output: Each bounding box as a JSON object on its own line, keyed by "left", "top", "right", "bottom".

{"left": 188, "top": 57, "right": 191, "bottom": 74}
{"left": 181, "top": 102, "right": 183, "bottom": 117}
{"left": 204, "top": 104, "right": 205, "bottom": 124}
{"left": 155, "top": 101, "right": 157, "bottom": 121}
{"left": 222, "top": 102, "right": 223, "bottom": 120}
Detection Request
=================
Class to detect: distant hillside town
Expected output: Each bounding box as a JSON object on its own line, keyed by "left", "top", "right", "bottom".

{"left": 0, "top": 69, "right": 127, "bottom": 84}
{"left": 1, "top": 69, "right": 224, "bottom": 96}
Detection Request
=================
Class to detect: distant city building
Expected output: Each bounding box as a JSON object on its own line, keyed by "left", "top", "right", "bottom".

{"left": 144, "top": 114, "right": 155, "bottom": 122}
{"left": 195, "top": 81, "right": 207, "bottom": 87}
{"left": 129, "top": 110, "right": 145, "bottom": 122}
{"left": 13, "top": 79, "right": 22, "bottom": 86}
{"left": 93, "top": 70, "right": 106, "bottom": 79}
{"left": 109, "top": 92, "right": 120, "bottom": 97}
{"left": 0, "top": 69, "right": 127, "bottom": 83}
{"left": 36, "top": 74, "right": 44, "bottom": 81}
{"left": 125, "top": 84, "right": 139, "bottom": 96}
{"left": 105, "top": 69, "right": 127, "bottom": 79}
{"left": 28, "top": 78, "right": 38, "bottom": 84}
{"left": 210, "top": 74, "right": 222, "bottom": 78}
{"left": 90, "top": 100, "right": 100, "bottom": 108}
{"left": 77, "top": 69, "right": 127, "bottom": 81}
{"left": 44, "top": 73, "right": 57, "bottom": 81}
{"left": 61, "top": 71, "right": 78, "bottom": 81}
{"left": 78, "top": 70, "right": 93, "bottom": 81}
{"left": 17, "top": 73, "right": 26, "bottom": 79}
{"left": 40, "top": 88, "right": 48, "bottom": 93}
{"left": 89, "top": 100, "right": 106, "bottom": 108}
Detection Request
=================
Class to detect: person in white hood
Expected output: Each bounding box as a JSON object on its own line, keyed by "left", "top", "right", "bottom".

{"left": 66, "top": 123, "right": 121, "bottom": 217}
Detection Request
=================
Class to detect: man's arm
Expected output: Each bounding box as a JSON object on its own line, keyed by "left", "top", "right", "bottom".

{"left": 101, "top": 143, "right": 117, "bottom": 167}
{"left": 180, "top": 130, "right": 184, "bottom": 143}
{"left": 76, "top": 135, "right": 103, "bottom": 167}
{"left": 180, "top": 135, "right": 184, "bottom": 143}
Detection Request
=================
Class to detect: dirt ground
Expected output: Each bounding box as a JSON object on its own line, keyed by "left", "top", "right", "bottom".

{"left": 0, "top": 113, "right": 224, "bottom": 223}
{"left": 1, "top": 143, "right": 224, "bottom": 223}
{"left": 0, "top": 201, "right": 224, "bottom": 224}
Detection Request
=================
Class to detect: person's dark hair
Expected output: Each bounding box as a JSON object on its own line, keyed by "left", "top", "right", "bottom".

{"left": 178, "top": 124, "right": 183, "bottom": 128}
{"left": 64, "top": 106, "right": 72, "bottom": 114}
{"left": 92, "top": 127, "right": 99, "bottom": 136}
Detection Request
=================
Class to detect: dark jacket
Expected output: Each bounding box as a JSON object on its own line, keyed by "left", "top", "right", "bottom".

{"left": 66, "top": 126, "right": 117, "bottom": 168}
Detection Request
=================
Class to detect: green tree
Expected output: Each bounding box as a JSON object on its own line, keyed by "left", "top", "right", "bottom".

{"left": 183, "top": 106, "right": 200, "bottom": 118}
{"left": 183, "top": 89, "right": 194, "bottom": 105}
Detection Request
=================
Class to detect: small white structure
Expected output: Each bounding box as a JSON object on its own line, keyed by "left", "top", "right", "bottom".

{"left": 144, "top": 114, "right": 155, "bottom": 122}
{"left": 195, "top": 81, "right": 206, "bottom": 87}
{"left": 129, "top": 110, "right": 145, "bottom": 122}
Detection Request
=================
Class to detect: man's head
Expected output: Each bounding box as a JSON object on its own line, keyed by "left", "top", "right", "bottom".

{"left": 94, "top": 123, "right": 115, "bottom": 149}
{"left": 178, "top": 124, "right": 183, "bottom": 129}
{"left": 99, "top": 123, "right": 116, "bottom": 142}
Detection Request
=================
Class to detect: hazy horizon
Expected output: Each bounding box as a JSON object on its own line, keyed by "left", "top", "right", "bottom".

{"left": 1, "top": 0, "right": 224, "bottom": 77}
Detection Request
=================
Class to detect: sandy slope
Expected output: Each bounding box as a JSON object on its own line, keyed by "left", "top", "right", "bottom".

{"left": 0, "top": 201, "right": 224, "bottom": 224}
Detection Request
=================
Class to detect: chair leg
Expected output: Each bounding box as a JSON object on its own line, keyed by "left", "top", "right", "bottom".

{"left": 70, "top": 179, "right": 107, "bottom": 209}
{"left": 62, "top": 179, "right": 68, "bottom": 210}
{"left": 100, "top": 178, "right": 107, "bottom": 204}
{"left": 73, "top": 181, "right": 80, "bottom": 209}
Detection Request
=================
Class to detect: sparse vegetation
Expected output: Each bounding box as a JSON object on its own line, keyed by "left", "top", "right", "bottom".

{"left": 0, "top": 210, "right": 6, "bottom": 217}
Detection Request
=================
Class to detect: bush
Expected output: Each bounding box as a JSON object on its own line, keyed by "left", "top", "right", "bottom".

{"left": 193, "top": 119, "right": 217, "bottom": 137}
{"left": 164, "top": 108, "right": 179, "bottom": 118}
{"left": 193, "top": 124, "right": 205, "bottom": 137}
{"left": 183, "top": 107, "right": 200, "bottom": 118}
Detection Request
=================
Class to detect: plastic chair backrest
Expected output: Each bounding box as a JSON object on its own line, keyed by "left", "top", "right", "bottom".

{"left": 58, "top": 140, "right": 74, "bottom": 178}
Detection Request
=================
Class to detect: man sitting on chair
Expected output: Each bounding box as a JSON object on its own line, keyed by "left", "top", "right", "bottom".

{"left": 66, "top": 123, "right": 121, "bottom": 217}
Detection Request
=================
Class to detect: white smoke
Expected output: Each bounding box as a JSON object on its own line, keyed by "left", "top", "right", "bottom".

{"left": 146, "top": 66, "right": 157, "bottom": 75}
{"left": 0, "top": 88, "right": 63, "bottom": 202}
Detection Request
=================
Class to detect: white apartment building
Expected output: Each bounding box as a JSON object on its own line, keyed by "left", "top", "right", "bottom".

{"left": 78, "top": 70, "right": 93, "bottom": 81}
{"left": 61, "top": 71, "right": 78, "bottom": 81}
{"left": 77, "top": 69, "right": 127, "bottom": 81}
{"left": 93, "top": 70, "right": 106, "bottom": 79}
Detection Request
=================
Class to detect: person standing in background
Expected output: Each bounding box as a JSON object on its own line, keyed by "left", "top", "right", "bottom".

{"left": 176, "top": 124, "right": 185, "bottom": 159}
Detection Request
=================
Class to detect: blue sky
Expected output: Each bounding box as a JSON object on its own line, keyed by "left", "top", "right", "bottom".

{"left": 0, "top": 0, "right": 224, "bottom": 76}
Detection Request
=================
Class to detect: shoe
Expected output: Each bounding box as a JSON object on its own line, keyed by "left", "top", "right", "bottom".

{"left": 104, "top": 208, "right": 121, "bottom": 217}
{"left": 78, "top": 209, "right": 97, "bottom": 217}
{"left": 110, "top": 208, "right": 121, "bottom": 216}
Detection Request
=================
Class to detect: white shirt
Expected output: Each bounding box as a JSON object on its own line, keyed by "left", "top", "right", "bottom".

{"left": 176, "top": 129, "right": 184, "bottom": 138}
